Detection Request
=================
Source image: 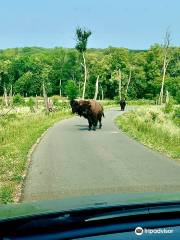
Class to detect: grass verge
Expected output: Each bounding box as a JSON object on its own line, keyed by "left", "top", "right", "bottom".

{"left": 115, "top": 106, "right": 180, "bottom": 161}
{"left": 127, "top": 99, "right": 155, "bottom": 105}
{"left": 0, "top": 110, "right": 72, "bottom": 204}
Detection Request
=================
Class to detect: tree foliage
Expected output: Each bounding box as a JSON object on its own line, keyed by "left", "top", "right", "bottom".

{"left": 75, "top": 28, "right": 92, "bottom": 53}
{"left": 64, "top": 80, "right": 78, "bottom": 100}
{"left": 0, "top": 45, "right": 179, "bottom": 102}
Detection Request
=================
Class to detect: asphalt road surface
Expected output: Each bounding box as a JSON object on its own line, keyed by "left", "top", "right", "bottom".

{"left": 22, "top": 107, "right": 180, "bottom": 202}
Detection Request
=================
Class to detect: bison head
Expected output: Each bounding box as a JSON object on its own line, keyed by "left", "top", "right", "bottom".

{"left": 70, "top": 100, "right": 81, "bottom": 115}
{"left": 70, "top": 100, "right": 91, "bottom": 117}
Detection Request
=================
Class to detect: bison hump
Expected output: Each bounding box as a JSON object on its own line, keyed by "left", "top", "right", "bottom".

{"left": 89, "top": 100, "right": 103, "bottom": 114}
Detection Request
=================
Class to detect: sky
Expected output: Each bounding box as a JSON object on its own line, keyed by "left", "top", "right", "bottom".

{"left": 0, "top": 0, "right": 179, "bottom": 50}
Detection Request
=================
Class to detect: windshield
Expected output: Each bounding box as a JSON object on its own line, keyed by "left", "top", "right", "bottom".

{"left": 0, "top": 0, "right": 180, "bottom": 210}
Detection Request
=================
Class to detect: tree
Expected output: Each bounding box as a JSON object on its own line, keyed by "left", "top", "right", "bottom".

{"left": 49, "top": 48, "right": 67, "bottom": 97}
{"left": 42, "top": 82, "right": 49, "bottom": 112}
{"left": 87, "top": 53, "right": 105, "bottom": 99}
{"left": 104, "top": 48, "right": 129, "bottom": 99}
{"left": 13, "top": 94, "right": 25, "bottom": 106}
{"left": 26, "top": 97, "right": 36, "bottom": 112}
{"left": 94, "top": 75, "right": 99, "bottom": 100}
{"left": 64, "top": 80, "right": 78, "bottom": 100}
{"left": 75, "top": 27, "right": 91, "bottom": 99}
{"left": 144, "top": 45, "right": 162, "bottom": 82}
{"left": 0, "top": 45, "right": 179, "bottom": 102}
{"left": 159, "top": 29, "right": 171, "bottom": 104}
{"left": 125, "top": 67, "right": 132, "bottom": 98}
{"left": 9, "top": 84, "right": 13, "bottom": 106}
{"left": 116, "top": 69, "right": 122, "bottom": 100}
{"left": 3, "top": 85, "right": 8, "bottom": 107}
{"left": 0, "top": 60, "right": 12, "bottom": 107}
{"left": 14, "top": 71, "right": 32, "bottom": 95}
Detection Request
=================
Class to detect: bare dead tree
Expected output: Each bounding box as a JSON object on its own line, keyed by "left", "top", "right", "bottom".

{"left": 159, "top": 28, "right": 171, "bottom": 105}
{"left": 35, "top": 94, "right": 39, "bottom": 109}
{"left": 42, "top": 82, "right": 49, "bottom": 112}
{"left": 100, "top": 85, "right": 104, "bottom": 100}
{"left": 82, "top": 52, "right": 88, "bottom": 99}
{"left": 9, "top": 84, "right": 13, "bottom": 106}
{"left": 3, "top": 85, "right": 8, "bottom": 107}
{"left": 75, "top": 27, "right": 91, "bottom": 99}
{"left": 165, "top": 90, "right": 169, "bottom": 104}
{"left": 125, "top": 67, "right": 132, "bottom": 98}
{"left": 59, "top": 79, "right": 62, "bottom": 97}
{"left": 48, "top": 98, "right": 54, "bottom": 112}
{"left": 94, "top": 75, "right": 99, "bottom": 100}
{"left": 115, "top": 69, "right": 122, "bottom": 100}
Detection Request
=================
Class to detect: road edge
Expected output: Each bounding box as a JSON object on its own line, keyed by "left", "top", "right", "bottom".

{"left": 14, "top": 115, "right": 73, "bottom": 203}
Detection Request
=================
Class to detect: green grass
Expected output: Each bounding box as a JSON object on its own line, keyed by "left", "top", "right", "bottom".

{"left": 115, "top": 106, "right": 180, "bottom": 161}
{"left": 0, "top": 110, "right": 72, "bottom": 204}
{"left": 127, "top": 99, "right": 155, "bottom": 105}
{"left": 100, "top": 99, "right": 155, "bottom": 108}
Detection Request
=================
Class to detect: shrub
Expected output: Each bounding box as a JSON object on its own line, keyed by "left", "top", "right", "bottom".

{"left": 127, "top": 99, "right": 155, "bottom": 105}
{"left": 114, "top": 96, "right": 120, "bottom": 104}
{"left": 101, "top": 99, "right": 117, "bottom": 106}
{"left": 26, "top": 97, "right": 35, "bottom": 112}
{"left": 13, "top": 94, "right": 25, "bottom": 106}
{"left": 163, "top": 99, "right": 174, "bottom": 114}
{"left": 52, "top": 96, "right": 60, "bottom": 107}
{"left": 144, "top": 93, "right": 154, "bottom": 100}
{"left": 58, "top": 101, "right": 70, "bottom": 110}
{"left": 64, "top": 80, "right": 78, "bottom": 100}
{"left": 173, "top": 107, "right": 180, "bottom": 126}
{"left": 175, "top": 90, "right": 180, "bottom": 104}
{"left": 0, "top": 97, "right": 3, "bottom": 106}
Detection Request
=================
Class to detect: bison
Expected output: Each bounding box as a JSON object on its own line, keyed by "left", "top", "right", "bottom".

{"left": 70, "top": 99, "right": 104, "bottom": 131}
{"left": 120, "top": 99, "right": 126, "bottom": 111}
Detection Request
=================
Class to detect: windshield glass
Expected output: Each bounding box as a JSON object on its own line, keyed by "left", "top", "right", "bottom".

{"left": 0, "top": 0, "right": 180, "bottom": 210}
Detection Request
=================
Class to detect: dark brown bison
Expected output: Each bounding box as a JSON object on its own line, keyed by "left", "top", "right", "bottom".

{"left": 70, "top": 99, "right": 104, "bottom": 131}
{"left": 120, "top": 99, "right": 126, "bottom": 111}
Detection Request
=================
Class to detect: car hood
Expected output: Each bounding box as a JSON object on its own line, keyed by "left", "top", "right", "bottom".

{"left": 0, "top": 192, "right": 180, "bottom": 221}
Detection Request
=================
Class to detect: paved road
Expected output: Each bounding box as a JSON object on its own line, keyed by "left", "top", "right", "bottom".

{"left": 22, "top": 107, "right": 180, "bottom": 202}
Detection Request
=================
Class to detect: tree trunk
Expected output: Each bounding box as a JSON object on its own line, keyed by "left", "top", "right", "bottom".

{"left": 125, "top": 68, "right": 132, "bottom": 97}
{"left": 3, "top": 85, "right": 8, "bottom": 107}
{"left": 101, "top": 86, "right": 104, "bottom": 100}
{"left": 36, "top": 94, "right": 39, "bottom": 109}
{"left": 82, "top": 52, "right": 87, "bottom": 99}
{"left": 79, "top": 81, "right": 81, "bottom": 96}
{"left": 42, "top": 82, "right": 49, "bottom": 112}
{"left": 9, "top": 85, "right": 13, "bottom": 106}
{"left": 159, "top": 28, "right": 171, "bottom": 105}
{"left": 165, "top": 90, "right": 169, "bottom": 104}
{"left": 94, "top": 75, "right": 99, "bottom": 100}
{"left": 159, "top": 57, "right": 167, "bottom": 105}
{"left": 117, "top": 69, "right": 122, "bottom": 100}
{"left": 59, "top": 79, "right": 62, "bottom": 97}
{"left": 48, "top": 98, "right": 53, "bottom": 111}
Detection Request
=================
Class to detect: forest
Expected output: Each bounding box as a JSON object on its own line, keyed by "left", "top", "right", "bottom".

{"left": 0, "top": 44, "right": 179, "bottom": 103}
{"left": 0, "top": 28, "right": 179, "bottom": 204}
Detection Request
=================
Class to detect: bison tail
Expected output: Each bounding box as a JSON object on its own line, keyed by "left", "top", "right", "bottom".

{"left": 102, "top": 112, "right": 105, "bottom": 118}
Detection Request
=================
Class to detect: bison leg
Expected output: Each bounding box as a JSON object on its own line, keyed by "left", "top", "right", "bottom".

{"left": 92, "top": 119, "right": 98, "bottom": 131}
{"left": 88, "top": 118, "right": 92, "bottom": 131}
{"left": 99, "top": 116, "right": 102, "bottom": 129}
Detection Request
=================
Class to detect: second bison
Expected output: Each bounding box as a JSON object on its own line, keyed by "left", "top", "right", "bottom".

{"left": 120, "top": 99, "right": 126, "bottom": 111}
{"left": 70, "top": 99, "right": 104, "bottom": 131}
